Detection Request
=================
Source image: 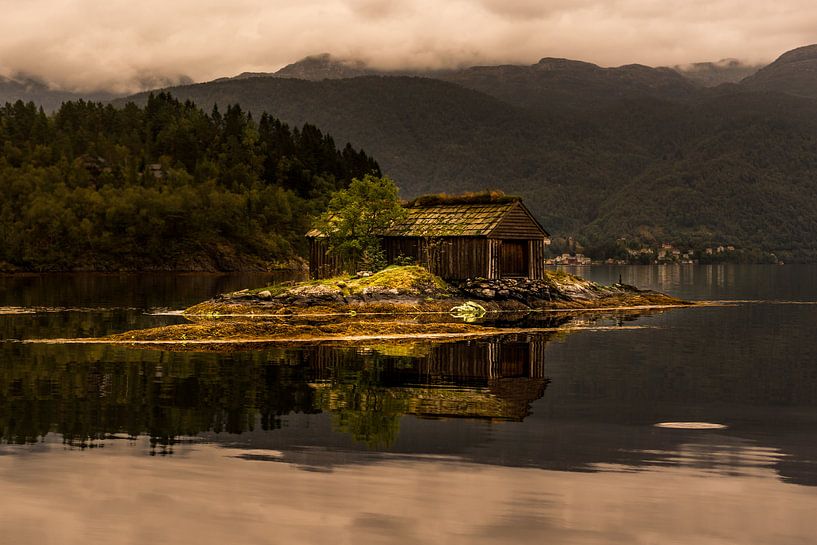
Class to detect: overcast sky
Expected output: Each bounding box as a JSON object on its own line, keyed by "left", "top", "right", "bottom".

{"left": 1, "top": 0, "right": 815, "bottom": 92}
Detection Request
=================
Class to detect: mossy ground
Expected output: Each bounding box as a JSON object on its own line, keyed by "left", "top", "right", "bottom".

{"left": 98, "top": 265, "right": 692, "bottom": 344}
{"left": 105, "top": 319, "right": 491, "bottom": 343}
{"left": 347, "top": 265, "right": 449, "bottom": 293}
{"left": 246, "top": 265, "right": 449, "bottom": 297}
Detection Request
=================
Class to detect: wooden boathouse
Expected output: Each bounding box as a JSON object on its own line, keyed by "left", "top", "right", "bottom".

{"left": 308, "top": 194, "right": 550, "bottom": 281}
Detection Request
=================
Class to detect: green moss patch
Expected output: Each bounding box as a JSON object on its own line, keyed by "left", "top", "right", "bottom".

{"left": 347, "top": 266, "right": 449, "bottom": 294}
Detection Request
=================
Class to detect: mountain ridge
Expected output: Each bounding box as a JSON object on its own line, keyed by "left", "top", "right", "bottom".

{"left": 10, "top": 45, "right": 817, "bottom": 261}
{"left": 741, "top": 44, "right": 817, "bottom": 98}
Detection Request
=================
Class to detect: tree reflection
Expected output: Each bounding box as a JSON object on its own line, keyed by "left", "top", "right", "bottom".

{"left": 0, "top": 335, "right": 551, "bottom": 449}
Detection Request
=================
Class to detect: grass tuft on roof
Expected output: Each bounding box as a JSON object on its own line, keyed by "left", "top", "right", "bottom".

{"left": 407, "top": 190, "right": 520, "bottom": 207}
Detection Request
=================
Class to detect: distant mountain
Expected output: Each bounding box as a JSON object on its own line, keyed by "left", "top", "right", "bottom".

{"left": 91, "top": 44, "right": 817, "bottom": 261}
{"left": 115, "top": 65, "right": 817, "bottom": 261}
{"left": 741, "top": 44, "right": 817, "bottom": 98}
{"left": 439, "top": 58, "right": 698, "bottom": 112}
{"left": 255, "top": 54, "right": 700, "bottom": 111}
{"left": 0, "top": 75, "right": 116, "bottom": 112}
{"left": 227, "top": 54, "right": 698, "bottom": 113}
{"left": 0, "top": 73, "right": 196, "bottom": 112}
{"left": 670, "top": 59, "right": 762, "bottom": 87}
{"left": 272, "top": 53, "right": 379, "bottom": 80}
{"left": 223, "top": 53, "right": 454, "bottom": 82}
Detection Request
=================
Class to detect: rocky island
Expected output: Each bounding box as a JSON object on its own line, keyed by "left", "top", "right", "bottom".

{"left": 100, "top": 266, "right": 690, "bottom": 345}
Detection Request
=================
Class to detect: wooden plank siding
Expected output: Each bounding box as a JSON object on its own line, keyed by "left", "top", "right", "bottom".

{"left": 382, "top": 236, "right": 420, "bottom": 264}
{"left": 314, "top": 236, "right": 547, "bottom": 281}
{"left": 309, "top": 238, "right": 351, "bottom": 279}
{"left": 528, "top": 239, "right": 546, "bottom": 280}
{"left": 500, "top": 240, "right": 529, "bottom": 277}
{"left": 383, "top": 236, "right": 492, "bottom": 280}
{"left": 488, "top": 239, "right": 501, "bottom": 279}
{"left": 490, "top": 202, "right": 548, "bottom": 239}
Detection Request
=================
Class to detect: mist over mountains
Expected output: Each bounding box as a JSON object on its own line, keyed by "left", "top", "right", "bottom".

{"left": 7, "top": 45, "right": 817, "bottom": 261}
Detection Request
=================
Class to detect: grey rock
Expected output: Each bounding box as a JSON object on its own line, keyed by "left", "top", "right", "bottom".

{"left": 283, "top": 283, "right": 344, "bottom": 305}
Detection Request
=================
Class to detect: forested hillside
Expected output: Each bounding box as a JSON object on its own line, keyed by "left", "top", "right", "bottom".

{"left": 120, "top": 77, "right": 644, "bottom": 231}
{"left": 741, "top": 45, "right": 817, "bottom": 98}
{"left": 123, "top": 56, "right": 817, "bottom": 262}
{"left": 9, "top": 45, "right": 817, "bottom": 264}
{"left": 0, "top": 93, "right": 379, "bottom": 271}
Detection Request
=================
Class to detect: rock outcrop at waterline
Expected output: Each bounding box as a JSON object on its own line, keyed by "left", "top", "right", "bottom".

{"left": 184, "top": 266, "right": 686, "bottom": 317}
{"left": 90, "top": 266, "right": 689, "bottom": 345}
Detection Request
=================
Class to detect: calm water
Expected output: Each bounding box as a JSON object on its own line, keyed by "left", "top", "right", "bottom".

{"left": 0, "top": 266, "right": 816, "bottom": 544}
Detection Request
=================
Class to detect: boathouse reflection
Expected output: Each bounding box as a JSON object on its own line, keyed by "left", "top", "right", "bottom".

{"left": 309, "top": 338, "right": 549, "bottom": 446}
{"left": 0, "top": 336, "right": 550, "bottom": 449}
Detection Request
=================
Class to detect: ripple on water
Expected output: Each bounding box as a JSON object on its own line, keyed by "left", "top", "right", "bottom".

{"left": 0, "top": 307, "right": 36, "bottom": 315}
{"left": 654, "top": 422, "right": 728, "bottom": 430}
{"left": 0, "top": 306, "right": 140, "bottom": 314}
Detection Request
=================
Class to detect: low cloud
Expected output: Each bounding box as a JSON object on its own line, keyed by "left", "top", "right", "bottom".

{"left": 0, "top": 0, "right": 814, "bottom": 93}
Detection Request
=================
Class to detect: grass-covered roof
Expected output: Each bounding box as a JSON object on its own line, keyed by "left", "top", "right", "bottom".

{"left": 309, "top": 191, "right": 548, "bottom": 238}
{"left": 383, "top": 202, "right": 518, "bottom": 237}
{"left": 406, "top": 191, "right": 520, "bottom": 207}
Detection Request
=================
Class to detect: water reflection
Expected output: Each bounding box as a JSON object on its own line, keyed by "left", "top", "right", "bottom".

{"left": 561, "top": 263, "right": 817, "bottom": 302}
{"left": 2, "top": 437, "right": 814, "bottom": 545}
{"left": 3, "top": 269, "right": 817, "bottom": 544}
{"left": 0, "top": 271, "right": 303, "bottom": 309}
{"left": 0, "top": 336, "right": 551, "bottom": 450}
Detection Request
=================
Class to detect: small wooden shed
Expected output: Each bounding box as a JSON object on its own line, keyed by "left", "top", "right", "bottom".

{"left": 307, "top": 195, "right": 550, "bottom": 281}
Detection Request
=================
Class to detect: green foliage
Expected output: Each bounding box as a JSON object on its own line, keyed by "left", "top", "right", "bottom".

{"left": 392, "top": 253, "right": 415, "bottom": 266}
{"left": 121, "top": 75, "right": 817, "bottom": 262}
{"left": 0, "top": 93, "right": 380, "bottom": 270}
{"left": 315, "top": 174, "right": 406, "bottom": 271}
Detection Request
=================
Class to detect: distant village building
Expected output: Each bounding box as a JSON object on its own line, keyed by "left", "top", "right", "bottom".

{"left": 551, "top": 253, "right": 592, "bottom": 265}
{"left": 307, "top": 196, "right": 550, "bottom": 281}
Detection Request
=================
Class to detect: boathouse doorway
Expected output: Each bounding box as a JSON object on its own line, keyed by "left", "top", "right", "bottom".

{"left": 500, "top": 240, "right": 529, "bottom": 278}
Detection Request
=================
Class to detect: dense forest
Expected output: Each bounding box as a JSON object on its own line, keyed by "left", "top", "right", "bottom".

{"left": 0, "top": 93, "right": 379, "bottom": 271}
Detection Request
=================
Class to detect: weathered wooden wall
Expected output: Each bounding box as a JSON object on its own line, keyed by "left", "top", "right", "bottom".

{"left": 309, "top": 238, "right": 351, "bottom": 279}
{"left": 314, "top": 234, "right": 547, "bottom": 281}
{"left": 528, "top": 239, "right": 546, "bottom": 280}
{"left": 499, "top": 240, "right": 529, "bottom": 277}
{"left": 488, "top": 239, "right": 501, "bottom": 279}
{"left": 383, "top": 236, "right": 492, "bottom": 280}
{"left": 383, "top": 237, "right": 420, "bottom": 264}
{"left": 491, "top": 203, "right": 548, "bottom": 239}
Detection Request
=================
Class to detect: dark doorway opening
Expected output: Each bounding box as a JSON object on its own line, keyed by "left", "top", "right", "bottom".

{"left": 500, "top": 240, "right": 529, "bottom": 277}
